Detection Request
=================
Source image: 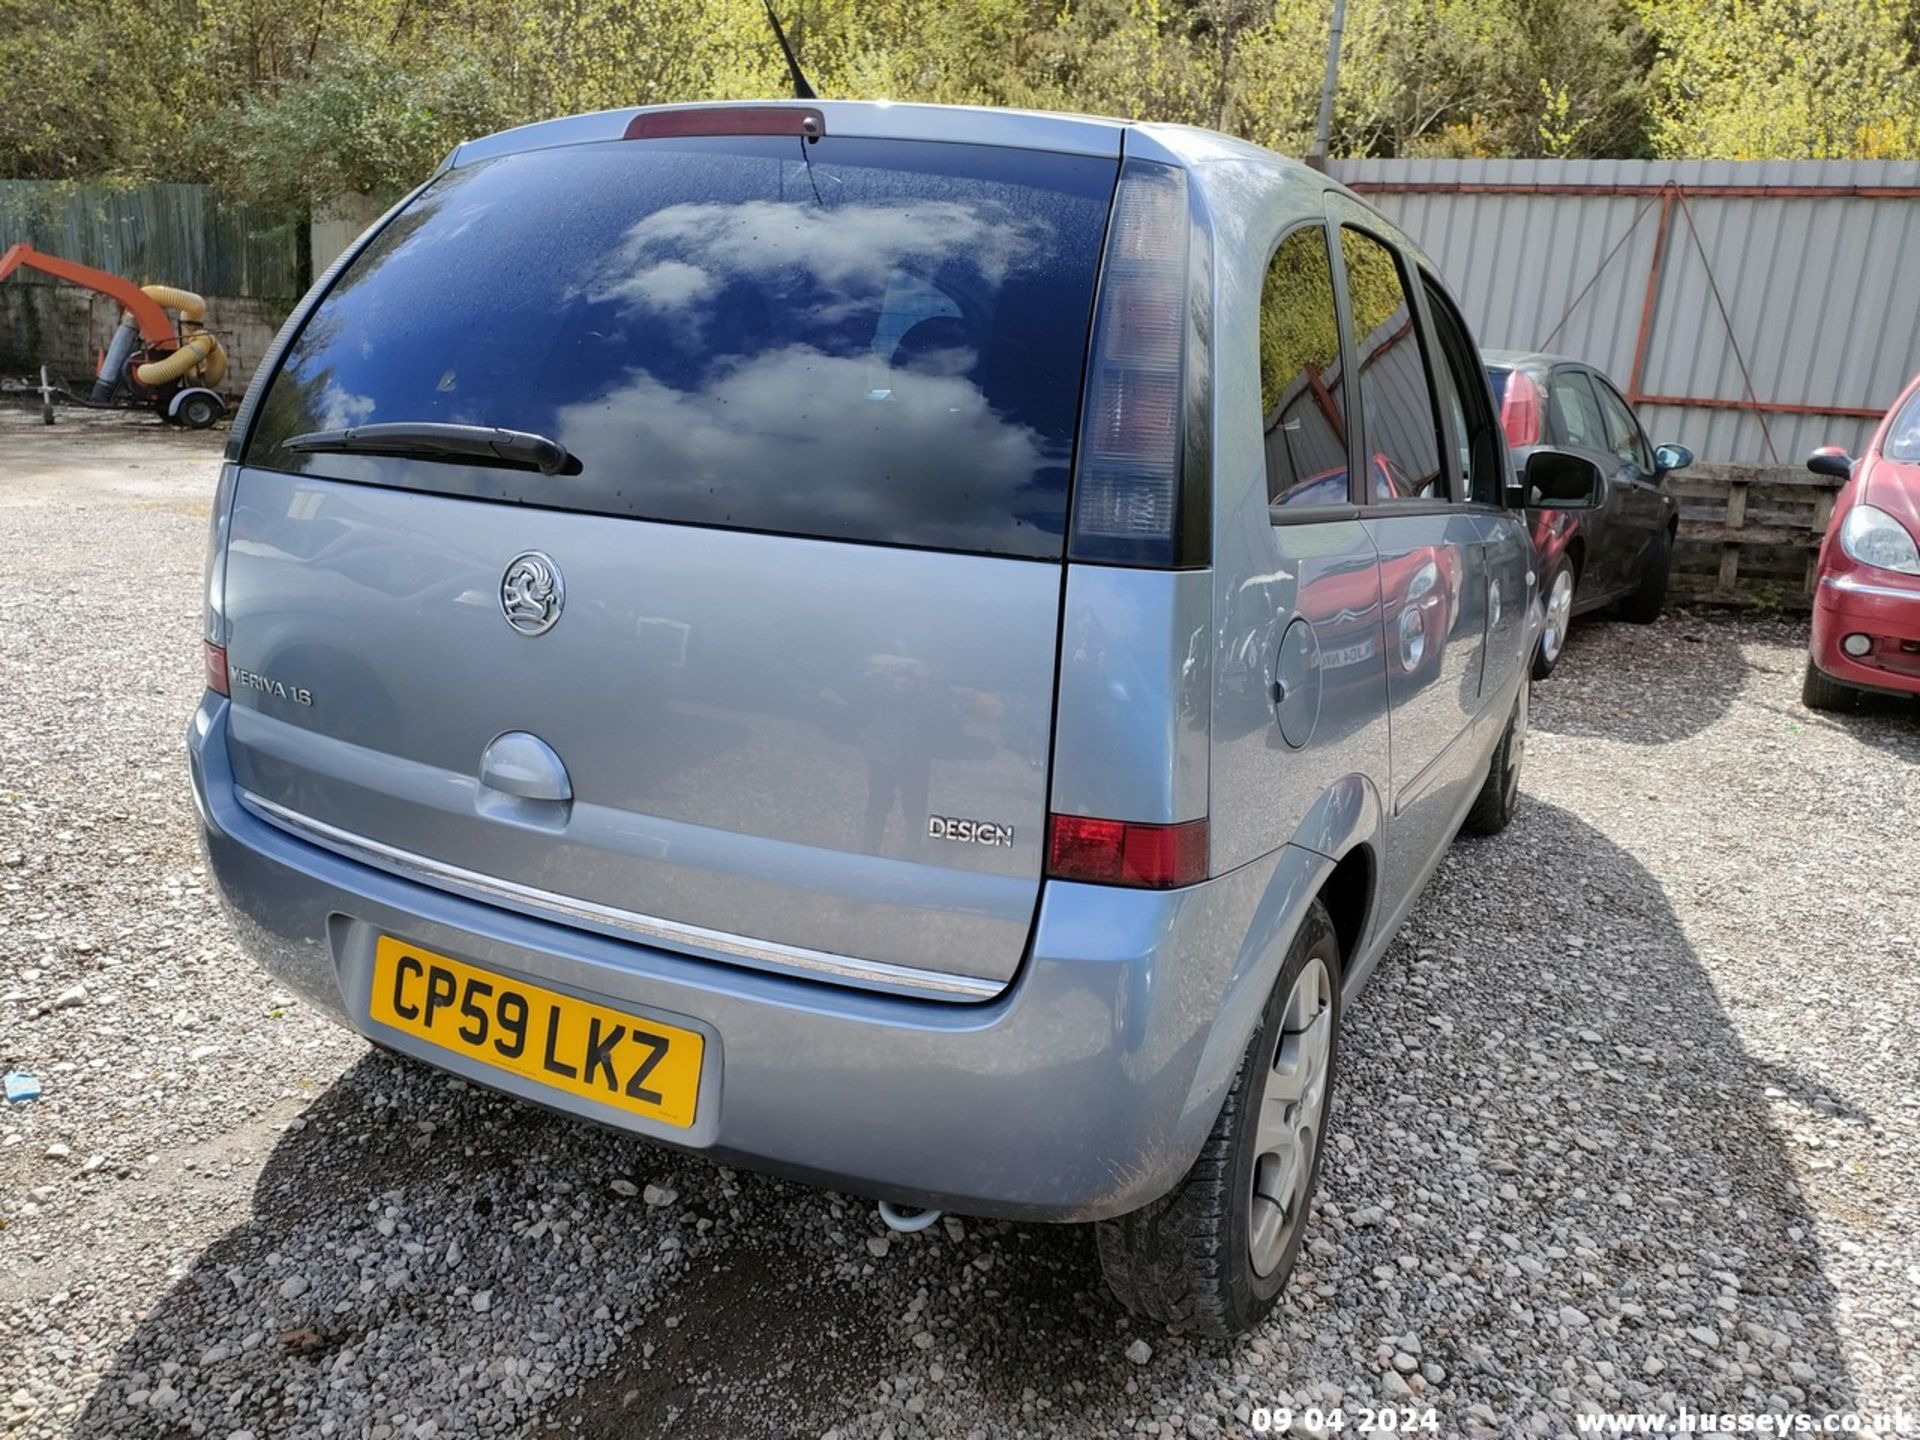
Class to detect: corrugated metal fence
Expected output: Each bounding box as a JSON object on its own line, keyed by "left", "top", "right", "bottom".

{"left": 0, "top": 182, "right": 301, "bottom": 299}
{"left": 1328, "top": 159, "right": 1920, "bottom": 466}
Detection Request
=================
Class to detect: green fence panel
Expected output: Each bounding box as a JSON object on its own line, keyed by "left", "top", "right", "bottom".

{"left": 0, "top": 182, "right": 301, "bottom": 299}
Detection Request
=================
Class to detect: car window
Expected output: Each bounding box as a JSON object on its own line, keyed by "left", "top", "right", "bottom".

{"left": 1338, "top": 228, "right": 1448, "bottom": 504}
{"left": 243, "top": 136, "right": 1116, "bottom": 559}
{"left": 1258, "top": 225, "right": 1349, "bottom": 507}
{"left": 1430, "top": 344, "right": 1472, "bottom": 487}
{"left": 1884, "top": 387, "right": 1920, "bottom": 462}
{"left": 1592, "top": 376, "right": 1655, "bottom": 471}
{"left": 1549, "top": 369, "right": 1609, "bottom": 452}
{"left": 1420, "top": 276, "right": 1504, "bottom": 505}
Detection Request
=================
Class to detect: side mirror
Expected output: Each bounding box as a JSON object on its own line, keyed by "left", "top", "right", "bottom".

{"left": 1807, "top": 446, "right": 1853, "bottom": 480}
{"left": 1654, "top": 443, "right": 1693, "bottom": 475}
{"left": 1523, "top": 450, "right": 1605, "bottom": 510}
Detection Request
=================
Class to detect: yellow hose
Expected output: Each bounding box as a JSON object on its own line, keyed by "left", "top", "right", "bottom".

{"left": 131, "top": 283, "right": 229, "bottom": 389}
{"left": 134, "top": 331, "right": 218, "bottom": 387}
{"left": 140, "top": 284, "right": 207, "bottom": 323}
{"left": 199, "top": 336, "right": 228, "bottom": 389}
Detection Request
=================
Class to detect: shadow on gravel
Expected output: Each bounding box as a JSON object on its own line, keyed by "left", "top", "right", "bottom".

{"left": 1531, "top": 612, "right": 1762, "bottom": 744}
{"left": 77, "top": 801, "right": 1861, "bottom": 1437}
{"left": 1802, "top": 689, "right": 1920, "bottom": 764}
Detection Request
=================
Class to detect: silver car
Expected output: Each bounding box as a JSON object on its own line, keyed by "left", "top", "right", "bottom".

{"left": 189, "top": 100, "right": 1593, "bottom": 1335}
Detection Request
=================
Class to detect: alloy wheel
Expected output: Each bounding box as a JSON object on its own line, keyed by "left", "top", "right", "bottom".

{"left": 1248, "top": 955, "right": 1334, "bottom": 1278}
{"left": 1541, "top": 568, "right": 1574, "bottom": 663}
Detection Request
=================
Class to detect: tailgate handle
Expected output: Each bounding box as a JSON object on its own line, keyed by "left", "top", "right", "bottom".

{"left": 478, "top": 732, "right": 573, "bottom": 803}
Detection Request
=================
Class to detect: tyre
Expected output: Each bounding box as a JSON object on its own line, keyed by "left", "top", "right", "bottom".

{"left": 1532, "top": 560, "right": 1575, "bottom": 680}
{"left": 1618, "top": 526, "right": 1672, "bottom": 624}
{"left": 176, "top": 389, "right": 224, "bottom": 430}
{"left": 1462, "top": 681, "right": 1526, "bottom": 836}
{"left": 1095, "top": 901, "right": 1342, "bottom": 1338}
{"left": 1801, "top": 658, "right": 1859, "bottom": 712}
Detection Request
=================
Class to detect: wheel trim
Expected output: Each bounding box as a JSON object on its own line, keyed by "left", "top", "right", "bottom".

{"left": 1249, "top": 956, "right": 1333, "bottom": 1279}
{"left": 1541, "top": 569, "right": 1574, "bottom": 662}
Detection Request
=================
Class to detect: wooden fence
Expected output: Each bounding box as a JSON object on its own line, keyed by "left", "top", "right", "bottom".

{"left": 0, "top": 182, "right": 302, "bottom": 299}
{"left": 1669, "top": 463, "right": 1842, "bottom": 608}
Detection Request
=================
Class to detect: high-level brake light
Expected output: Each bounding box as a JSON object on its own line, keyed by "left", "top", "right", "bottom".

{"left": 623, "top": 107, "right": 825, "bottom": 141}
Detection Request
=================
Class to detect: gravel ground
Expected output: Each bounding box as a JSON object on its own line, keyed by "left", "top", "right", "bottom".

{"left": 2, "top": 406, "right": 1917, "bottom": 1438}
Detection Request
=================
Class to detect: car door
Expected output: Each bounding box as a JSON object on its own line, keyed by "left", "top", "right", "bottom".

{"left": 1222, "top": 217, "right": 1389, "bottom": 863}
{"left": 1546, "top": 365, "right": 1632, "bottom": 595}
{"left": 1333, "top": 222, "right": 1491, "bottom": 906}
{"left": 1419, "top": 274, "right": 1529, "bottom": 708}
{"left": 1590, "top": 372, "right": 1668, "bottom": 579}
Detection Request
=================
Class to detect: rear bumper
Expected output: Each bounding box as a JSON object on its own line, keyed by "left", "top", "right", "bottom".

{"left": 188, "top": 696, "right": 1321, "bottom": 1222}
{"left": 1811, "top": 573, "right": 1920, "bottom": 697}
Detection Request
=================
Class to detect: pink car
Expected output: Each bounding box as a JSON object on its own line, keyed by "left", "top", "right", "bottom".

{"left": 1803, "top": 372, "right": 1920, "bottom": 709}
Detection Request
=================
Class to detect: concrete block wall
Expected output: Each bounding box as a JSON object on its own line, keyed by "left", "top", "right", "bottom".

{"left": 0, "top": 283, "right": 290, "bottom": 398}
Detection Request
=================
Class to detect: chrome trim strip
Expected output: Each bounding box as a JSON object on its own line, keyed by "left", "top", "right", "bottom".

{"left": 1822, "top": 575, "right": 1920, "bottom": 602}
{"left": 236, "top": 790, "right": 1005, "bottom": 1002}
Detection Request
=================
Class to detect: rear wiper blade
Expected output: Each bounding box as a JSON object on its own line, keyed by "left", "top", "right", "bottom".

{"left": 279, "top": 422, "right": 579, "bottom": 476}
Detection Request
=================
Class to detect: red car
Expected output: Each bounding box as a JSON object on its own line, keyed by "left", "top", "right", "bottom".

{"left": 1803, "top": 372, "right": 1920, "bottom": 710}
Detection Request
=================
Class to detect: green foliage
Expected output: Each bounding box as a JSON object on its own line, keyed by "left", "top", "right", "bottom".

{"left": 1259, "top": 228, "right": 1342, "bottom": 415}
{"left": 199, "top": 42, "right": 511, "bottom": 210}
{"left": 1338, "top": 226, "right": 1411, "bottom": 340}
{"left": 0, "top": 0, "right": 1911, "bottom": 207}
{"left": 1635, "top": 0, "right": 1920, "bottom": 158}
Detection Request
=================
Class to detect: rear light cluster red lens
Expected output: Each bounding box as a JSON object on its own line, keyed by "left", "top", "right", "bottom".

{"left": 1047, "top": 814, "right": 1208, "bottom": 889}
{"left": 203, "top": 640, "right": 229, "bottom": 696}
{"left": 1500, "top": 370, "right": 1543, "bottom": 448}
{"left": 1069, "top": 160, "right": 1190, "bottom": 563}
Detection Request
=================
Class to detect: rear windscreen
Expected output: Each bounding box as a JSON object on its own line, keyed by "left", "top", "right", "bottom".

{"left": 245, "top": 136, "right": 1118, "bottom": 558}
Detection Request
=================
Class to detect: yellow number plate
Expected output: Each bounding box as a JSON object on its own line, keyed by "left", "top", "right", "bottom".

{"left": 369, "top": 936, "right": 704, "bottom": 1128}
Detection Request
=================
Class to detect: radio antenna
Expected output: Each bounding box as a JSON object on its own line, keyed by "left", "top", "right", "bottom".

{"left": 762, "top": 2, "right": 819, "bottom": 101}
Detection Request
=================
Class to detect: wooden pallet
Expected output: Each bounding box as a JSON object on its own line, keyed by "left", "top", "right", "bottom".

{"left": 1666, "top": 463, "right": 1843, "bottom": 608}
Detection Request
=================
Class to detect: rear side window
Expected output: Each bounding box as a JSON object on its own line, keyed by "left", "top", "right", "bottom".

{"left": 1420, "top": 278, "right": 1504, "bottom": 506}
{"left": 245, "top": 137, "right": 1117, "bottom": 559}
{"left": 1258, "top": 225, "right": 1349, "bottom": 507}
{"left": 1338, "top": 228, "right": 1446, "bottom": 504}
{"left": 1549, "top": 369, "right": 1609, "bottom": 451}
{"left": 1592, "top": 377, "right": 1654, "bottom": 471}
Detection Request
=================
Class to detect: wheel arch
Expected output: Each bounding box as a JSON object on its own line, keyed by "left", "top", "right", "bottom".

{"left": 1562, "top": 529, "right": 1586, "bottom": 584}
{"left": 1176, "top": 788, "right": 1382, "bottom": 1163}
{"left": 1316, "top": 842, "right": 1374, "bottom": 976}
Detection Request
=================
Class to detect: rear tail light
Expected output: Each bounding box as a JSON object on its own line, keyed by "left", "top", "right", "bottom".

{"left": 1046, "top": 814, "right": 1208, "bottom": 889}
{"left": 1500, "top": 370, "right": 1543, "bottom": 449}
{"left": 1070, "top": 160, "right": 1194, "bottom": 566}
{"left": 202, "top": 460, "right": 237, "bottom": 695}
{"left": 203, "top": 640, "right": 229, "bottom": 696}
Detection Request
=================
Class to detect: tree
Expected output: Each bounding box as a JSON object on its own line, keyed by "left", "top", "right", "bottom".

{"left": 198, "top": 42, "right": 508, "bottom": 213}
{"left": 1637, "top": 0, "right": 1920, "bottom": 158}
{"left": 1, "top": 0, "right": 1915, "bottom": 193}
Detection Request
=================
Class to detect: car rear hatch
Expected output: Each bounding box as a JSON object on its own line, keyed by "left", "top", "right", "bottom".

{"left": 219, "top": 118, "right": 1120, "bottom": 999}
